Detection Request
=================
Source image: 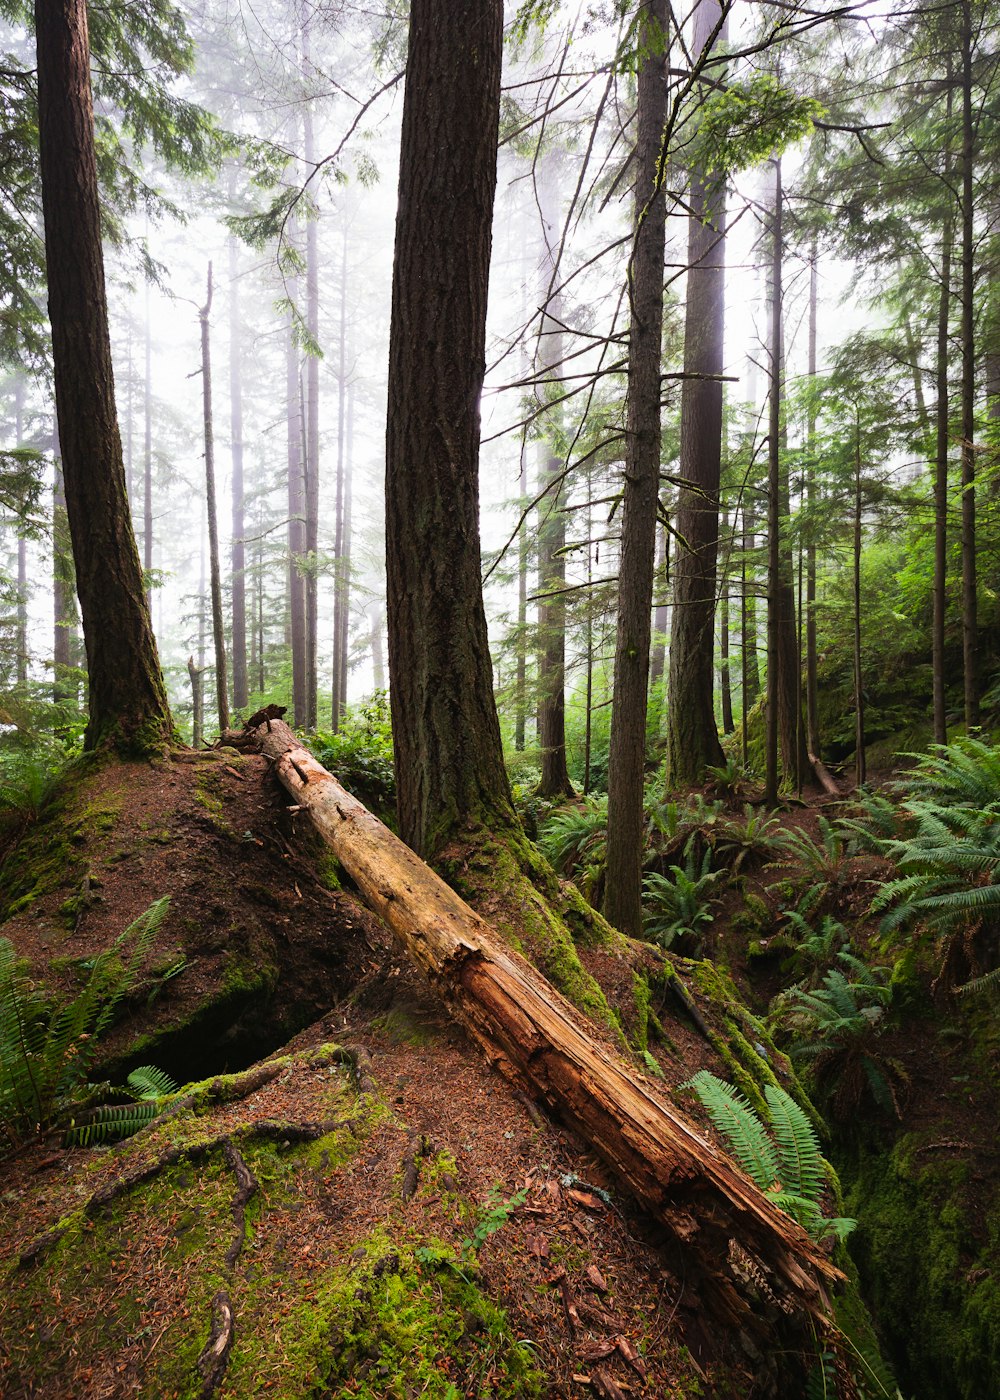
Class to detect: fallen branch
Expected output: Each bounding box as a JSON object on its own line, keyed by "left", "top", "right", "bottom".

{"left": 222, "top": 1140, "right": 258, "bottom": 1268}
{"left": 247, "top": 719, "right": 842, "bottom": 1336}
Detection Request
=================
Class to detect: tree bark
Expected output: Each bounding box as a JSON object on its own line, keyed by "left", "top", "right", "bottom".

{"left": 933, "top": 200, "right": 953, "bottom": 747}
{"left": 286, "top": 206, "right": 307, "bottom": 730}
{"left": 332, "top": 225, "right": 349, "bottom": 731}
{"left": 959, "top": 0, "right": 978, "bottom": 731}
{"left": 665, "top": 0, "right": 727, "bottom": 788}
{"left": 719, "top": 513, "right": 734, "bottom": 736}
{"left": 34, "top": 0, "right": 172, "bottom": 751}
{"left": 200, "top": 264, "right": 229, "bottom": 735}
{"left": 384, "top": 0, "right": 514, "bottom": 858}
{"left": 805, "top": 243, "right": 821, "bottom": 760}
{"left": 248, "top": 717, "right": 840, "bottom": 1337}
{"left": 604, "top": 0, "right": 668, "bottom": 938}
{"left": 337, "top": 380, "right": 353, "bottom": 719}
{"left": 303, "top": 17, "right": 320, "bottom": 733}
{"left": 229, "top": 229, "right": 248, "bottom": 712}
{"left": 535, "top": 147, "right": 574, "bottom": 799}
{"left": 143, "top": 276, "right": 153, "bottom": 614}
{"left": 14, "top": 375, "right": 27, "bottom": 691}
{"left": 853, "top": 418, "right": 865, "bottom": 788}
{"left": 52, "top": 439, "right": 78, "bottom": 711}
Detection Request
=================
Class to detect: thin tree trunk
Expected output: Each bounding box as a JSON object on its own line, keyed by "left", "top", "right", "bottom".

{"left": 959, "top": 0, "right": 978, "bottom": 730}
{"left": 719, "top": 512, "right": 734, "bottom": 735}
{"left": 853, "top": 416, "right": 865, "bottom": 788}
{"left": 805, "top": 241, "right": 821, "bottom": 760}
{"left": 332, "top": 226, "right": 348, "bottom": 731}
{"left": 535, "top": 147, "right": 573, "bottom": 799}
{"left": 14, "top": 376, "right": 27, "bottom": 691}
{"left": 188, "top": 655, "right": 204, "bottom": 749}
{"left": 338, "top": 379, "right": 353, "bottom": 717}
{"left": 604, "top": 0, "right": 668, "bottom": 937}
{"left": 370, "top": 607, "right": 385, "bottom": 692}
{"left": 35, "top": 0, "right": 172, "bottom": 750}
{"left": 741, "top": 497, "right": 760, "bottom": 708}
{"left": 143, "top": 276, "right": 153, "bottom": 612}
{"left": 648, "top": 520, "right": 668, "bottom": 712}
{"left": 764, "top": 161, "right": 783, "bottom": 805}
{"left": 229, "top": 228, "right": 248, "bottom": 711}
{"left": 665, "top": 0, "right": 728, "bottom": 787}
{"left": 933, "top": 198, "right": 954, "bottom": 747}
{"left": 52, "top": 437, "right": 77, "bottom": 709}
{"left": 200, "top": 264, "right": 229, "bottom": 735}
{"left": 303, "top": 22, "right": 320, "bottom": 731}
{"left": 286, "top": 209, "right": 307, "bottom": 729}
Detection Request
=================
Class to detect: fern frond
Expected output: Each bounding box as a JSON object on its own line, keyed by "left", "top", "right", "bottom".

{"left": 764, "top": 1084, "right": 824, "bottom": 1202}
{"left": 127, "top": 1065, "right": 179, "bottom": 1099}
{"left": 955, "top": 966, "right": 1000, "bottom": 998}
{"left": 63, "top": 1100, "right": 160, "bottom": 1148}
{"left": 680, "top": 1071, "right": 779, "bottom": 1191}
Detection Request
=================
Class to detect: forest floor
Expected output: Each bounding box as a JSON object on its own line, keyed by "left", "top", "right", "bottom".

{"left": 0, "top": 747, "right": 793, "bottom": 1400}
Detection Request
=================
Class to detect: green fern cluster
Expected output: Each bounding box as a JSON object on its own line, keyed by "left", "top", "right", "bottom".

{"left": 536, "top": 797, "right": 608, "bottom": 903}
{"left": 64, "top": 1064, "right": 179, "bottom": 1147}
{"left": 867, "top": 738, "right": 1000, "bottom": 988}
{"left": 0, "top": 896, "right": 170, "bottom": 1152}
{"left": 774, "top": 954, "right": 904, "bottom": 1119}
{"left": 642, "top": 842, "right": 724, "bottom": 954}
{"left": 681, "top": 1070, "right": 854, "bottom": 1242}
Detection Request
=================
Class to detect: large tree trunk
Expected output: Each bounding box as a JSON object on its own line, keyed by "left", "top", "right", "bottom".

{"left": 604, "top": 0, "right": 668, "bottom": 937}
{"left": 34, "top": 0, "right": 172, "bottom": 751}
{"left": 665, "top": 0, "right": 727, "bottom": 789}
{"left": 384, "top": 0, "right": 514, "bottom": 858}
{"left": 247, "top": 717, "right": 840, "bottom": 1338}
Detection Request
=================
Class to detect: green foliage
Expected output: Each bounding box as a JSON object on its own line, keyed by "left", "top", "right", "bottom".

{"left": 781, "top": 911, "right": 850, "bottom": 985}
{"left": 714, "top": 805, "right": 788, "bottom": 874}
{"left": 642, "top": 842, "right": 724, "bottom": 954}
{"left": 868, "top": 739, "right": 1000, "bottom": 985}
{"left": 694, "top": 74, "right": 824, "bottom": 178}
{"left": 415, "top": 1185, "right": 528, "bottom": 1278}
{"left": 774, "top": 955, "right": 904, "bottom": 1120}
{"left": 0, "top": 897, "right": 170, "bottom": 1152}
{"left": 536, "top": 798, "right": 607, "bottom": 903}
{"left": 680, "top": 1070, "right": 854, "bottom": 1243}
{"left": 62, "top": 1063, "right": 179, "bottom": 1146}
{"left": 0, "top": 744, "right": 69, "bottom": 833}
{"left": 312, "top": 692, "right": 395, "bottom": 817}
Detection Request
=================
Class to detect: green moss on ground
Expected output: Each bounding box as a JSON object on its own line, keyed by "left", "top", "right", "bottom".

{"left": 1, "top": 1044, "right": 546, "bottom": 1400}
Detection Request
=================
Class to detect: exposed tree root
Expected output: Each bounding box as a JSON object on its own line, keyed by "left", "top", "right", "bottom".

{"left": 197, "top": 1290, "right": 235, "bottom": 1398}
{"left": 222, "top": 1139, "right": 258, "bottom": 1268}
{"left": 18, "top": 1118, "right": 345, "bottom": 1267}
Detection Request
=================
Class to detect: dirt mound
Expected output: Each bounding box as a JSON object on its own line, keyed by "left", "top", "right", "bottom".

{"left": 0, "top": 750, "right": 866, "bottom": 1397}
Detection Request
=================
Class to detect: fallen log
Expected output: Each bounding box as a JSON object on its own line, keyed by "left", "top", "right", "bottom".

{"left": 808, "top": 751, "right": 841, "bottom": 798}
{"left": 247, "top": 718, "right": 842, "bottom": 1336}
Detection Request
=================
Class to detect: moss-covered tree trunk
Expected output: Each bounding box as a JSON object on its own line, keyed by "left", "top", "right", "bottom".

{"left": 34, "top": 0, "right": 173, "bottom": 752}
{"left": 384, "top": 0, "right": 515, "bottom": 858}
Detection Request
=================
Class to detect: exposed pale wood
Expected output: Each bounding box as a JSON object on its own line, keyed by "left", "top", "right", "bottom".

{"left": 808, "top": 751, "right": 841, "bottom": 798}
{"left": 251, "top": 719, "right": 841, "bottom": 1332}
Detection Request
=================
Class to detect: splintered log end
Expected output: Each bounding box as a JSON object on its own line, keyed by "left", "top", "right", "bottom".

{"left": 197, "top": 1290, "right": 234, "bottom": 1397}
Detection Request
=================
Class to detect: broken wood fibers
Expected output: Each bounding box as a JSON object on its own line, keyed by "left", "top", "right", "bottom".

{"left": 247, "top": 719, "right": 842, "bottom": 1336}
